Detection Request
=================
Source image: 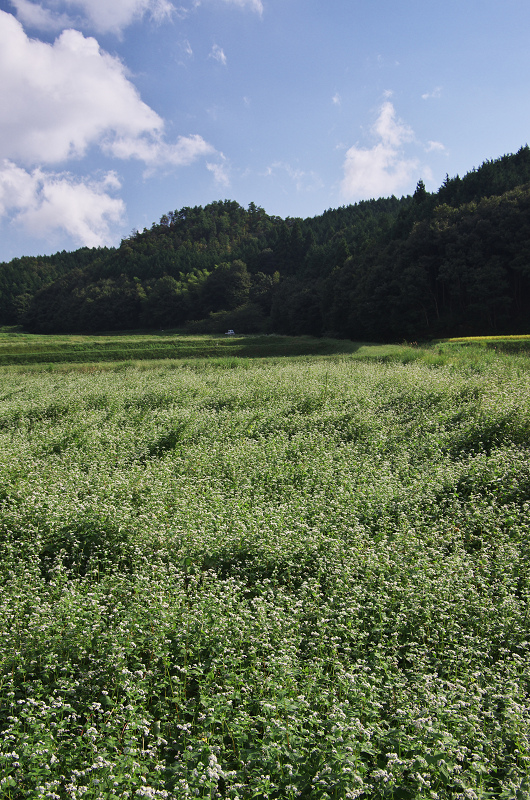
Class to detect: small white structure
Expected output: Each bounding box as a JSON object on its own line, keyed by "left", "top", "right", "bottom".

{"left": 225, "top": 329, "right": 235, "bottom": 336}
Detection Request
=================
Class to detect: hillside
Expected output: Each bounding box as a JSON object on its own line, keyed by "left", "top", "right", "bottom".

{"left": 2, "top": 146, "right": 530, "bottom": 339}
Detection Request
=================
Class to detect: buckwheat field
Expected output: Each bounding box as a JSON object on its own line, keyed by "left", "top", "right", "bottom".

{"left": 1, "top": 351, "right": 529, "bottom": 799}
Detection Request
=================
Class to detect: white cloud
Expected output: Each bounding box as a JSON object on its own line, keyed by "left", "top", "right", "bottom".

{"left": 9, "top": 0, "right": 74, "bottom": 31}
{"left": 0, "top": 13, "right": 215, "bottom": 169}
{"left": 426, "top": 140, "right": 446, "bottom": 153}
{"left": 109, "top": 134, "right": 215, "bottom": 170}
{"left": 9, "top": 0, "right": 174, "bottom": 35}
{"left": 209, "top": 44, "right": 227, "bottom": 65}
{"left": 71, "top": 0, "right": 174, "bottom": 33}
{"left": 332, "top": 93, "right": 341, "bottom": 106}
{"left": 265, "top": 161, "right": 322, "bottom": 193}
{"left": 10, "top": 0, "right": 264, "bottom": 36}
{"left": 0, "top": 160, "right": 125, "bottom": 247}
{"left": 0, "top": 12, "right": 218, "bottom": 249}
{"left": 372, "top": 100, "right": 414, "bottom": 148}
{"left": 173, "top": 5, "right": 191, "bottom": 19}
{"left": 422, "top": 86, "right": 442, "bottom": 100}
{"left": 10, "top": 0, "right": 263, "bottom": 35}
{"left": 204, "top": 0, "right": 263, "bottom": 15}
{"left": 0, "top": 160, "right": 38, "bottom": 216}
{"left": 207, "top": 161, "right": 230, "bottom": 186}
{"left": 341, "top": 101, "right": 418, "bottom": 200}
{"left": 213, "top": 0, "right": 263, "bottom": 13}
{"left": 180, "top": 38, "right": 193, "bottom": 57}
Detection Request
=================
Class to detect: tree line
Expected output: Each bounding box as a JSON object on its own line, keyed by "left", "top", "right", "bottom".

{"left": 2, "top": 147, "right": 530, "bottom": 339}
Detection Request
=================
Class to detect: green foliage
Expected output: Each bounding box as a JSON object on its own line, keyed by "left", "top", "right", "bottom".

{"left": 139, "top": 275, "right": 194, "bottom": 328}
{"left": 201, "top": 260, "right": 251, "bottom": 314}
{"left": 323, "top": 183, "right": 530, "bottom": 341}
{"left": 3, "top": 148, "right": 530, "bottom": 339}
{"left": 437, "top": 146, "right": 530, "bottom": 207}
{"left": 185, "top": 303, "right": 269, "bottom": 335}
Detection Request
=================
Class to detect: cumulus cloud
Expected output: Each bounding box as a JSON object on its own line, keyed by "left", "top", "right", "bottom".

{"left": 0, "top": 11, "right": 218, "bottom": 248}
{"left": 9, "top": 0, "right": 74, "bottom": 31}
{"left": 341, "top": 100, "right": 418, "bottom": 201}
{"left": 9, "top": 0, "right": 174, "bottom": 35}
{"left": 332, "top": 93, "right": 341, "bottom": 106}
{"left": 0, "top": 160, "right": 125, "bottom": 247}
{"left": 0, "top": 13, "right": 214, "bottom": 168}
{"left": 372, "top": 100, "right": 414, "bottom": 147}
{"left": 209, "top": 43, "right": 227, "bottom": 65}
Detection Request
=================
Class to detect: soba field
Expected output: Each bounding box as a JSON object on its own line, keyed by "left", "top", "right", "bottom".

{"left": 0, "top": 335, "right": 529, "bottom": 799}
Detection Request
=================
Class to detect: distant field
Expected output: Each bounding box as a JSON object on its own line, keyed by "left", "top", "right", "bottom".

{"left": 1, "top": 346, "right": 529, "bottom": 797}
{"left": 0, "top": 331, "right": 373, "bottom": 367}
{"left": 3, "top": 328, "right": 530, "bottom": 371}
{"left": 448, "top": 335, "right": 530, "bottom": 341}
{"left": 0, "top": 330, "right": 447, "bottom": 371}
{"left": 447, "top": 334, "right": 530, "bottom": 354}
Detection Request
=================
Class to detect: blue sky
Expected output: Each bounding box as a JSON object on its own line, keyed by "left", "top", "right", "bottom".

{"left": 0, "top": 0, "right": 529, "bottom": 261}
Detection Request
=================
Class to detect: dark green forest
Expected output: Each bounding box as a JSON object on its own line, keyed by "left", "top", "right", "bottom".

{"left": 3, "top": 146, "right": 530, "bottom": 339}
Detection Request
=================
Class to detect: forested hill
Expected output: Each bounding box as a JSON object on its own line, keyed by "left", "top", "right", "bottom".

{"left": 3, "top": 145, "right": 530, "bottom": 339}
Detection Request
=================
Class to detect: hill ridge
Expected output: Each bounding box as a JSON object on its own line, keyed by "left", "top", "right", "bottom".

{"left": 2, "top": 145, "right": 530, "bottom": 339}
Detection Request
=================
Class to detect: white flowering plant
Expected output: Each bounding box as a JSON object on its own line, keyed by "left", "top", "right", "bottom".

{"left": 0, "top": 349, "right": 529, "bottom": 797}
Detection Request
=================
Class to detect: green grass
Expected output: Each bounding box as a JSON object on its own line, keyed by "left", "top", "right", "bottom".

{"left": 2, "top": 329, "right": 529, "bottom": 373}
{"left": 0, "top": 332, "right": 370, "bottom": 367}
{"left": 0, "top": 345, "right": 530, "bottom": 798}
